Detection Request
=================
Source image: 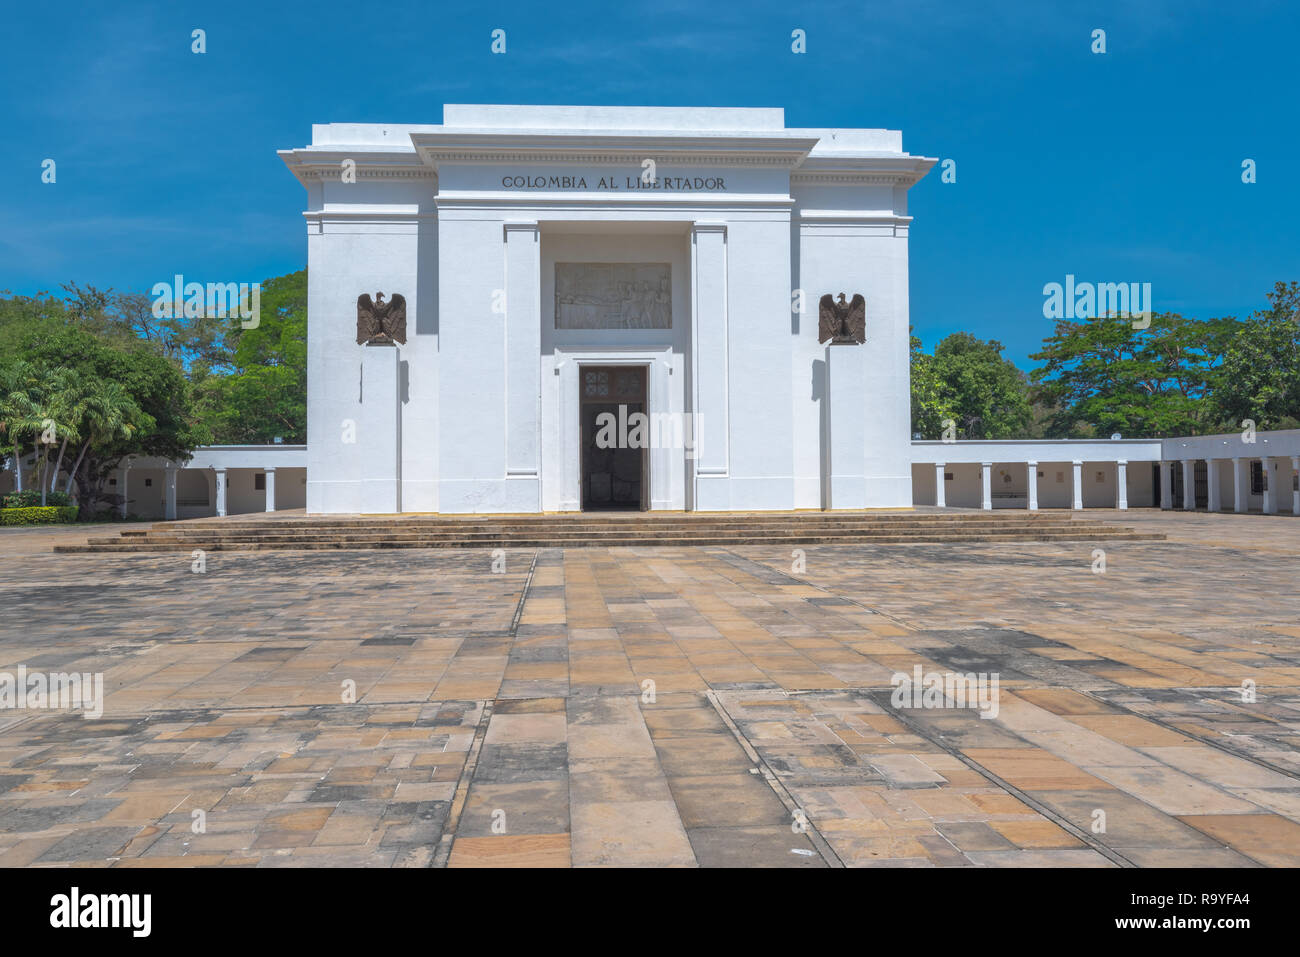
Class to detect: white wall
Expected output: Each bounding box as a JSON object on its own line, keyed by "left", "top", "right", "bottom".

{"left": 299, "top": 164, "right": 435, "bottom": 514}
{"left": 282, "top": 105, "right": 933, "bottom": 513}
{"left": 794, "top": 216, "right": 913, "bottom": 508}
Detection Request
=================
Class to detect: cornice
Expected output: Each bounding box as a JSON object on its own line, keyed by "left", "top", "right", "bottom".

{"left": 297, "top": 167, "right": 437, "bottom": 181}
{"left": 791, "top": 171, "right": 927, "bottom": 187}
{"left": 277, "top": 148, "right": 436, "bottom": 186}
{"left": 792, "top": 154, "right": 937, "bottom": 188}
{"left": 409, "top": 131, "right": 821, "bottom": 170}
{"left": 796, "top": 211, "right": 913, "bottom": 224}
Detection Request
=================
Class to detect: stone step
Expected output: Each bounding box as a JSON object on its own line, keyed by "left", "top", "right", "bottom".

{"left": 119, "top": 520, "right": 1113, "bottom": 537}
{"left": 153, "top": 513, "right": 1079, "bottom": 530}
{"left": 59, "top": 508, "right": 1165, "bottom": 553}
{"left": 59, "top": 530, "right": 1165, "bottom": 552}
{"left": 89, "top": 520, "right": 1128, "bottom": 540}
{"left": 122, "top": 517, "right": 1119, "bottom": 534}
{"left": 81, "top": 519, "right": 1129, "bottom": 539}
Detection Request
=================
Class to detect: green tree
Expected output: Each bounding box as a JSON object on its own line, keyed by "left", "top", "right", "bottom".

{"left": 38, "top": 367, "right": 87, "bottom": 501}
{"left": 60, "top": 379, "right": 149, "bottom": 496}
{"left": 0, "top": 365, "right": 83, "bottom": 506}
{"left": 910, "top": 333, "right": 953, "bottom": 438}
{"left": 0, "top": 361, "right": 43, "bottom": 494}
{"left": 1029, "top": 312, "right": 1229, "bottom": 438}
{"left": 911, "top": 333, "right": 1032, "bottom": 439}
{"left": 7, "top": 323, "right": 207, "bottom": 512}
{"left": 1213, "top": 281, "right": 1300, "bottom": 430}
{"left": 195, "top": 270, "right": 307, "bottom": 443}
{"left": 0, "top": 290, "right": 66, "bottom": 353}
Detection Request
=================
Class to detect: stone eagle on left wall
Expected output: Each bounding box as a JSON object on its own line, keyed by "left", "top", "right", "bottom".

{"left": 356, "top": 292, "right": 407, "bottom": 345}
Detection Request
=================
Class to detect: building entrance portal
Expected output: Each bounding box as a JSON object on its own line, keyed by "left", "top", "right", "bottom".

{"left": 579, "top": 366, "right": 647, "bottom": 511}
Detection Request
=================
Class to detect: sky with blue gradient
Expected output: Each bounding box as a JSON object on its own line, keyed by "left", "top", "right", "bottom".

{"left": 2, "top": 0, "right": 1296, "bottom": 366}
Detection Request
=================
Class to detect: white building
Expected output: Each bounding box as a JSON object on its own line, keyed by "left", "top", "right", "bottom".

{"left": 276, "top": 104, "right": 935, "bottom": 514}
{"left": 4, "top": 106, "right": 1297, "bottom": 520}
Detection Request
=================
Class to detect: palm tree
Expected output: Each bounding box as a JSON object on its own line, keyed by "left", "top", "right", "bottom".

{"left": 62, "top": 380, "right": 144, "bottom": 499}
{"left": 3, "top": 367, "right": 81, "bottom": 507}
{"left": 0, "top": 362, "right": 42, "bottom": 496}
{"left": 43, "top": 368, "right": 88, "bottom": 495}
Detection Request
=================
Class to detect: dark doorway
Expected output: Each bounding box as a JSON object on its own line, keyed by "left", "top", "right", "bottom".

{"left": 1194, "top": 460, "right": 1208, "bottom": 508}
{"left": 1168, "top": 461, "right": 1209, "bottom": 509}
{"left": 580, "top": 366, "right": 647, "bottom": 511}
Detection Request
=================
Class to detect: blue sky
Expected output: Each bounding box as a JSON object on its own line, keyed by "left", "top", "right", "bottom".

{"left": 2, "top": 0, "right": 1296, "bottom": 367}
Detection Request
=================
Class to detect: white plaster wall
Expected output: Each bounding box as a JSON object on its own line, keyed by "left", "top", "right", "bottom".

{"left": 437, "top": 215, "right": 513, "bottom": 512}
{"left": 793, "top": 219, "right": 912, "bottom": 508}
{"left": 117, "top": 467, "right": 165, "bottom": 518}
{"left": 186, "top": 446, "right": 306, "bottom": 470}
{"left": 304, "top": 176, "right": 434, "bottom": 514}
{"left": 724, "top": 216, "right": 796, "bottom": 510}
{"left": 285, "top": 107, "right": 933, "bottom": 514}
{"left": 911, "top": 462, "right": 936, "bottom": 504}
{"left": 1036, "top": 463, "right": 1073, "bottom": 509}
{"left": 225, "top": 468, "right": 267, "bottom": 515}
{"left": 1163, "top": 429, "right": 1300, "bottom": 461}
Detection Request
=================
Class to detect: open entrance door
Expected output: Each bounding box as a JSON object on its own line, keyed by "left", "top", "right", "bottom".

{"left": 580, "top": 366, "right": 647, "bottom": 511}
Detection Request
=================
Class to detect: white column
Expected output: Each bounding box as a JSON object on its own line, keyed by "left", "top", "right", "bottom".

{"left": 264, "top": 467, "right": 276, "bottom": 513}
{"left": 934, "top": 462, "right": 946, "bottom": 508}
{"left": 1159, "top": 459, "right": 1172, "bottom": 509}
{"left": 164, "top": 465, "right": 177, "bottom": 520}
{"left": 690, "top": 223, "right": 729, "bottom": 510}
{"left": 1026, "top": 461, "right": 1038, "bottom": 510}
{"left": 1071, "top": 460, "right": 1083, "bottom": 510}
{"left": 1232, "top": 457, "right": 1247, "bottom": 513}
{"left": 118, "top": 466, "right": 130, "bottom": 518}
{"left": 1262, "top": 457, "right": 1278, "bottom": 514}
{"left": 980, "top": 462, "right": 992, "bottom": 510}
{"left": 214, "top": 468, "right": 227, "bottom": 518}
{"left": 503, "top": 222, "right": 541, "bottom": 505}
{"left": 1206, "top": 459, "right": 1221, "bottom": 512}
{"left": 1292, "top": 456, "right": 1299, "bottom": 516}
{"left": 11, "top": 453, "right": 21, "bottom": 492}
{"left": 1182, "top": 460, "right": 1196, "bottom": 510}
{"left": 1115, "top": 460, "right": 1128, "bottom": 510}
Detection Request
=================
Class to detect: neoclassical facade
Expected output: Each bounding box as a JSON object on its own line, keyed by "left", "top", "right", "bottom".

{"left": 277, "top": 104, "right": 936, "bottom": 514}
{"left": 4, "top": 107, "right": 1297, "bottom": 520}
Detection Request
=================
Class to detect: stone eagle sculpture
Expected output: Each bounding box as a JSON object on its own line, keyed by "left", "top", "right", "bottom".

{"left": 356, "top": 292, "right": 407, "bottom": 345}
{"left": 818, "top": 292, "right": 866, "bottom": 345}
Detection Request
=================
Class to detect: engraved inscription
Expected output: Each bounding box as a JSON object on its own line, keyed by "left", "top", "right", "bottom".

{"left": 555, "top": 263, "right": 671, "bottom": 329}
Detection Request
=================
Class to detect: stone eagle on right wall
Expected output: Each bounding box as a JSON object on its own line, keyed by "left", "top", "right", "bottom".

{"left": 818, "top": 293, "right": 866, "bottom": 345}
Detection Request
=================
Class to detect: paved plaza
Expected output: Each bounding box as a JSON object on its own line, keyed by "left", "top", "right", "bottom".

{"left": 1, "top": 510, "right": 1298, "bottom": 867}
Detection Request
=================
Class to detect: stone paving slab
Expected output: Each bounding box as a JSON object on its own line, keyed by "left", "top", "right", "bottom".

{"left": 1, "top": 511, "right": 1298, "bottom": 866}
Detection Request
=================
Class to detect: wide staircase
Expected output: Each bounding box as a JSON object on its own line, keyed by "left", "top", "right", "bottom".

{"left": 56, "top": 511, "right": 1164, "bottom": 553}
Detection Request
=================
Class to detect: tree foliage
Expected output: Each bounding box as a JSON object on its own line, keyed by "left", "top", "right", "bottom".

{"left": 1213, "top": 281, "right": 1300, "bottom": 431}
{"left": 911, "top": 332, "right": 1032, "bottom": 439}
{"left": 192, "top": 270, "right": 307, "bottom": 444}
{"left": 1028, "top": 312, "right": 1233, "bottom": 438}
{"left": 0, "top": 271, "right": 307, "bottom": 516}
